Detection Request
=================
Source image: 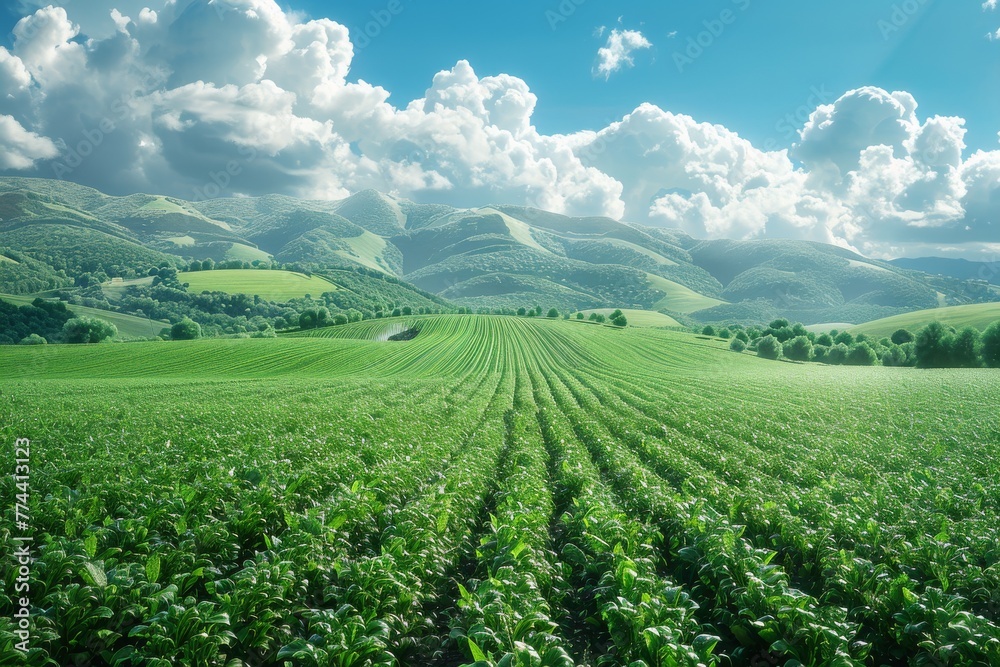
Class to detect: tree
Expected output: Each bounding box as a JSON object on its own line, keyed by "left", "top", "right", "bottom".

{"left": 718, "top": 328, "right": 731, "bottom": 339}
{"left": 576, "top": 312, "right": 585, "bottom": 320}
{"left": 815, "top": 333, "right": 834, "bottom": 347}
{"left": 735, "top": 330, "right": 749, "bottom": 343}
{"left": 891, "top": 328, "right": 914, "bottom": 345}
{"left": 63, "top": 317, "right": 117, "bottom": 344}
{"left": 595, "top": 314, "right": 606, "bottom": 323}
{"left": 769, "top": 318, "right": 789, "bottom": 330}
{"left": 826, "top": 343, "right": 849, "bottom": 365}
{"left": 846, "top": 342, "right": 878, "bottom": 366}
{"left": 299, "top": 309, "right": 317, "bottom": 330}
{"left": 701, "top": 325, "right": 716, "bottom": 336}
{"left": 588, "top": 313, "right": 598, "bottom": 321}
{"left": 729, "top": 338, "right": 747, "bottom": 353}
{"left": 315, "top": 307, "right": 330, "bottom": 327}
{"left": 611, "top": 309, "right": 624, "bottom": 320}
{"left": 915, "top": 321, "right": 952, "bottom": 368}
{"left": 401, "top": 306, "right": 412, "bottom": 316}
{"left": 333, "top": 313, "right": 349, "bottom": 325}
{"left": 611, "top": 313, "right": 627, "bottom": 327}
{"left": 834, "top": 331, "right": 854, "bottom": 346}
{"left": 812, "top": 344, "right": 830, "bottom": 363}
{"left": 951, "top": 326, "right": 981, "bottom": 368}
{"left": 981, "top": 321, "right": 1000, "bottom": 368}
{"left": 547, "top": 308, "right": 559, "bottom": 318}
{"left": 19, "top": 334, "right": 47, "bottom": 345}
{"left": 881, "top": 345, "right": 906, "bottom": 367}
{"left": 756, "top": 335, "right": 782, "bottom": 360}
{"left": 171, "top": 318, "right": 202, "bottom": 340}
{"left": 783, "top": 335, "right": 813, "bottom": 362}
{"left": 517, "top": 307, "right": 527, "bottom": 316}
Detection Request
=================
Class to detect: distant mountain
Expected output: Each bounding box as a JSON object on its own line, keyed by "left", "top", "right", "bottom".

{"left": 890, "top": 257, "right": 1000, "bottom": 286}
{"left": 1, "top": 177, "right": 996, "bottom": 324}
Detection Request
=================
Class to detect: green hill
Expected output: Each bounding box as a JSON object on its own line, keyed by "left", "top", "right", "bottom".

{"left": 850, "top": 302, "right": 1000, "bottom": 337}
{"left": 1, "top": 177, "right": 996, "bottom": 326}
{"left": 574, "top": 308, "right": 682, "bottom": 328}
{"left": 181, "top": 269, "right": 339, "bottom": 301}
{"left": 0, "top": 293, "right": 167, "bottom": 339}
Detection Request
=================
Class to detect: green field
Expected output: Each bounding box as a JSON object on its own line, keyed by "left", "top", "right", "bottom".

{"left": 1, "top": 315, "right": 998, "bottom": 666}
{"left": 181, "top": 269, "right": 339, "bottom": 301}
{"left": 574, "top": 308, "right": 682, "bottom": 328}
{"left": 851, "top": 302, "right": 1000, "bottom": 337}
{"left": 647, "top": 273, "right": 726, "bottom": 314}
{"left": 0, "top": 293, "right": 166, "bottom": 339}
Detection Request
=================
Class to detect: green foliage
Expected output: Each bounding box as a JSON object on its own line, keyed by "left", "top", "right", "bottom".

{"left": 951, "top": 327, "right": 981, "bottom": 368}
{"left": 729, "top": 338, "right": 747, "bottom": 353}
{"left": 981, "top": 321, "right": 1000, "bottom": 368}
{"left": 915, "top": 321, "right": 953, "bottom": 369}
{"left": 547, "top": 308, "right": 559, "bottom": 318}
{"left": 782, "top": 335, "right": 813, "bottom": 362}
{"left": 846, "top": 342, "right": 878, "bottom": 366}
{"left": 170, "top": 318, "right": 202, "bottom": 341}
{"left": 756, "top": 334, "right": 782, "bottom": 360}
{"left": 62, "top": 316, "right": 117, "bottom": 343}
{"left": 891, "top": 328, "right": 915, "bottom": 345}
{"left": 702, "top": 325, "right": 716, "bottom": 336}
{"left": 0, "top": 297, "right": 74, "bottom": 344}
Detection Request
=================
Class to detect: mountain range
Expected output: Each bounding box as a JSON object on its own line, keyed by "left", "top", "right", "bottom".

{"left": 1, "top": 177, "right": 996, "bottom": 325}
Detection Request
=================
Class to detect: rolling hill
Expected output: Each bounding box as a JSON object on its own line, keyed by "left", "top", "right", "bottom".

{"left": 0, "top": 293, "right": 168, "bottom": 339}
{"left": 1, "top": 177, "right": 996, "bottom": 326}
{"left": 850, "top": 302, "right": 1000, "bottom": 338}
{"left": 182, "top": 269, "right": 339, "bottom": 301}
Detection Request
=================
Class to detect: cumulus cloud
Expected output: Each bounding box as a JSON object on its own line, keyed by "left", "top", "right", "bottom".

{"left": 595, "top": 29, "right": 652, "bottom": 80}
{"left": 0, "top": 0, "right": 998, "bottom": 259}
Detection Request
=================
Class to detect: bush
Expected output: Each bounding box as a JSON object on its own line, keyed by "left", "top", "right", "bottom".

{"left": 701, "top": 325, "right": 716, "bottom": 336}
{"left": 846, "top": 342, "right": 878, "bottom": 366}
{"left": 952, "top": 326, "right": 981, "bottom": 368}
{"left": 826, "top": 343, "right": 849, "bottom": 365}
{"left": 881, "top": 345, "right": 906, "bottom": 367}
{"left": 891, "top": 328, "right": 914, "bottom": 345}
{"left": 576, "top": 312, "right": 584, "bottom": 320}
{"left": 63, "top": 317, "right": 117, "bottom": 344}
{"left": 812, "top": 344, "right": 830, "bottom": 363}
{"left": 171, "top": 318, "right": 202, "bottom": 340}
{"left": 782, "top": 335, "right": 813, "bottom": 362}
{"left": 734, "top": 330, "right": 749, "bottom": 343}
{"left": 718, "top": 328, "right": 731, "bottom": 339}
{"left": 815, "top": 333, "right": 834, "bottom": 347}
{"left": 333, "top": 313, "right": 349, "bottom": 326}
{"left": 756, "top": 335, "right": 782, "bottom": 360}
{"left": 547, "top": 308, "right": 559, "bottom": 318}
{"left": 981, "top": 321, "right": 1000, "bottom": 368}
{"left": 19, "top": 333, "right": 47, "bottom": 345}
{"left": 915, "top": 321, "right": 952, "bottom": 368}
{"left": 611, "top": 315, "right": 627, "bottom": 327}
{"left": 834, "top": 331, "right": 854, "bottom": 346}
{"left": 729, "top": 338, "right": 747, "bottom": 353}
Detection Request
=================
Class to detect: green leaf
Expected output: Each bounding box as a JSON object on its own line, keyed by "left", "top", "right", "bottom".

{"left": 81, "top": 562, "right": 107, "bottom": 588}
{"left": 146, "top": 554, "right": 161, "bottom": 584}
{"left": 83, "top": 533, "right": 97, "bottom": 559}
{"left": 468, "top": 638, "right": 488, "bottom": 662}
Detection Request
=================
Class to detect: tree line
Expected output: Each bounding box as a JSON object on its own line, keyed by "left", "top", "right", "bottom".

{"left": 715, "top": 318, "right": 1000, "bottom": 368}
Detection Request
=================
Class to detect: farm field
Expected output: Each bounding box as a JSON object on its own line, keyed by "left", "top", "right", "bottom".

{"left": 851, "top": 302, "right": 1000, "bottom": 337}
{"left": 646, "top": 273, "right": 725, "bottom": 314}
{"left": 572, "top": 308, "right": 682, "bottom": 328}
{"left": 181, "top": 269, "right": 339, "bottom": 302}
{"left": 0, "top": 293, "right": 166, "bottom": 339}
{"left": 1, "top": 316, "right": 999, "bottom": 666}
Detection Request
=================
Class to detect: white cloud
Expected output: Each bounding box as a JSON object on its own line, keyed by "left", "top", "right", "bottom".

{"left": 595, "top": 29, "right": 651, "bottom": 80}
{"left": 1, "top": 1, "right": 999, "bottom": 259}
{"left": 0, "top": 115, "right": 59, "bottom": 169}
{"left": 985, "top": 0, "right": 997, "bottom": 10}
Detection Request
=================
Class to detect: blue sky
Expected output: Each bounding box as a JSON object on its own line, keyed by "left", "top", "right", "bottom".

{"left": 0, "top": 0, "right": 998, "bottom": 259}
{"left": 284, "top": 0, "right": 999, "bottom": 152}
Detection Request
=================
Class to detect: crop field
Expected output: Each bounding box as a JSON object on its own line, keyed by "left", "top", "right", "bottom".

{"left": 181, "top": 269, "right": 339, "bottom": 302}
{"left": 1, "top": 316, "right": 999, "bottom": 666}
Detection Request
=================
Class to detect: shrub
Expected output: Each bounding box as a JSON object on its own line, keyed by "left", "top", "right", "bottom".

{"left": 834, "top": 331, "right": 854, "bottom": 346}
{"left": 171, "top": 318, "right": 202, "bottom": 340}
{"left": 701, "top": 325, "right": 716, "bottom": 336}
{"left": 815, "top": 333, "right": 834, "bottom": 347}
{"left": 782, "top": 335, "right": 813, "bottom": 362}
{"left": 891, "top": 328, "right": 914, "bottom": 345}
{"left": 611, "top": 315, "right": 627, "bottom": 327}
{"left": 915, "top": 321, "right": 952, "bottom": 368}
{"left": 951, "top": 327, "right": 981, "bottom": 368}
{"left": 734, "top": 330, "right": 749, "bottom": 343}
{"left": 826, "top": 343, "right": 849, "bottom": 365}
{"left": 981, "top": 321, "right": 1000, "bottom": 368}
{"left": 547, "top": 308, "right": 559, "bottom": 318}
{"left": 333, "top": 313, "right": 349, "bottom": 326}
{"left": 63, "top": 317, "right": 117, "bottom": 344}
{"left": 729, "top": 338, "right": 747, "bottom": 353}
{"left": 718, "top": 328, "right": 731, "bottom": 339}
{"left": 756, "top": 335, "right": 782, "bottom": 360}
{"left": 19, "top": 333, "right": 47, "bottom": 345}
{"left": 576, "top": 312, "right": 584, "bottom": 320}
{"left": 881, "top": 345, "right": 906, "bottom": 367}
{"left": 812, "top": 344, "right": 830, "bottom": 363}
{"left": 846, "top": 342, "right": 878, "bottom": 366}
